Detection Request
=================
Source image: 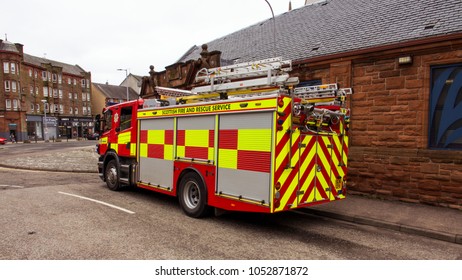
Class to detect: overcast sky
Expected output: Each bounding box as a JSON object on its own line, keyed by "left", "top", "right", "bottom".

{"left": 1, "top": 0, "right": 315, "bottom": 85}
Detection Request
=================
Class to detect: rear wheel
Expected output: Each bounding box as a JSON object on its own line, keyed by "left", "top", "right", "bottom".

{"left": 105, "top": 159, "right": 122, "bottom": 191}
{"left": 178, "top": 172, "right": 210, "bottom": 218}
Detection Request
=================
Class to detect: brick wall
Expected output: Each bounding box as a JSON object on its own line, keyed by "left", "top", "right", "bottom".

{"left": 348, "top": 47, "right": 462, "bottom": 209}
{"left": 293, "top": 41, "right": 462, "bottom": 210}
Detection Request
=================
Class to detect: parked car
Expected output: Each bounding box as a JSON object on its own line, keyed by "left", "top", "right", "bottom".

{"left": 86, "top": 133, "right": 100, "bottom": 140}
{"left": 0, "top": 137, "right": 6, "bottom": 145}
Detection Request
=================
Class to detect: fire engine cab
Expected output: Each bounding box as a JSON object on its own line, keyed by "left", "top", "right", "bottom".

{"left": 95, "top": 57, "right": 351, "bottom": 218}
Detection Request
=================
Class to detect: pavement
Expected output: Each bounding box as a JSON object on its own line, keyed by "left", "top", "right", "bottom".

{"left": 1, "top": 141, "right": 461, "bottom": 245}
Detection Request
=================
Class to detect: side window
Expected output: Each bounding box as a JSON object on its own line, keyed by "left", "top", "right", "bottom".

{"left": 120, "top": 107, "right": 132, "bottom": 131}
{"left": 103, "top": 110, "right": 113, "bottom": 132}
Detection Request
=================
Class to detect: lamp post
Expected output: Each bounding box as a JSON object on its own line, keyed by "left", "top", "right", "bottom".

{"left": 41, "top": 99, "right": 48, "bottom": 141}
{"left": 117, "top": 68, "right": 129, "bottom": 101}
{"left": 264, "top": 0, "right": 276, "bottom": 57}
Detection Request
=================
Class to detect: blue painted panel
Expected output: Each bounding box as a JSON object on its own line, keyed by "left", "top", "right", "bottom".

{"left": 429, "top": 64, "right": 462, "bottom": 149}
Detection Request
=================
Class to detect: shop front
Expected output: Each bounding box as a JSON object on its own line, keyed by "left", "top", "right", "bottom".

{"left": 59, "top": 117, "right": 94, "bottom": 139}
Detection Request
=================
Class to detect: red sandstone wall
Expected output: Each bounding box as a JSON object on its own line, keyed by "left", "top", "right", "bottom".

{"left": 292, "top": 43, "right": 462, "bottom": 209}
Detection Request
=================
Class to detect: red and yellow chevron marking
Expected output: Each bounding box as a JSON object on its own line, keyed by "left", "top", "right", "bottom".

{"left": 139, "top": 129, "right": 174, "bottom": 160}
{"left": 272, "top": 96, "right": 349, "bottom": 212}
{"left": 218, "top": 128, "right": 271, "bottom": 172}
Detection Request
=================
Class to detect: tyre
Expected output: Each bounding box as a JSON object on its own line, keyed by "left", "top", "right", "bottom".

{"left": 105, "top": 159, "right": 122, "bottom": 191}
{"left": 178, "top": 172, "right": 211, "bottom": 218}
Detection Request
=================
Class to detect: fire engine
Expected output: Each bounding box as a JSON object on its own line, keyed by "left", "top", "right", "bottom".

{"left": 95, "top": 57, "right": 351, "bottom": 218}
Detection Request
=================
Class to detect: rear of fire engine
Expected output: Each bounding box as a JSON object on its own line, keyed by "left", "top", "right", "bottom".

{"left": 96, "top": 57, "right": 351, "bottom": 218}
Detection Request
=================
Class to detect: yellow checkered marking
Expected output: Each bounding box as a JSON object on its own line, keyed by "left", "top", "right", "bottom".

{"left": 238, "top": 129, "right": 271, "bottom": 152}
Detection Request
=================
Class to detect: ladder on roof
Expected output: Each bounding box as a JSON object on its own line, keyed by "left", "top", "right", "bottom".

{"left": 155, "top": 86, "right": 195, "bottom": 97}
{"left": 294, "top": 83, "right": 353, "bottom": 105}
{"left": 192, "top": 57, "right": 294, "bottom": 94}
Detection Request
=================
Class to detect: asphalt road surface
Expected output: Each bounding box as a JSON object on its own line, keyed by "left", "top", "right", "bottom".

{"left": 0, "top": 165, "right": 461, "bottom": 260}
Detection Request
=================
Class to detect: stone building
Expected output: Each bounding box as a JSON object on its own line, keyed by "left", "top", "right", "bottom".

{"left": 177, "top": 0, "right": 462, "bottom": 208}
{"left": 0, "top": 39, "right": 93, "bottom": 140}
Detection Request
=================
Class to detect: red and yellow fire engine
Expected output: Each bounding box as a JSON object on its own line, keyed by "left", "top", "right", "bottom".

{"left": 96, "top": 57, "right": 351, "bottom": 218}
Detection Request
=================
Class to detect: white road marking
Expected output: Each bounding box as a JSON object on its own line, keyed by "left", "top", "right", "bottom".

{"left": 58, "top": 191, "right": 135, "bottom": 214}
{"left": 0, "top": 184, "right": 25, "bottom": 188}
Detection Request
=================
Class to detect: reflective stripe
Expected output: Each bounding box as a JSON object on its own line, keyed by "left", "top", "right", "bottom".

{"left": 238, "top": 129, "right": 271, "bottom": 152}
{"left": 218, "top": 128, "right": 271, "bottom": 173}
{"left": 139, "top": 129, "right": 174, "bottom": 160}
{"left": 273, "top": 95, "right": 349, "bottom": 212}
{"left": 176, "top": 129, "right": 214, "bottom": 161}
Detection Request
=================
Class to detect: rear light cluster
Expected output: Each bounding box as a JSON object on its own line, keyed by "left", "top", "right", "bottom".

{"left": 274, "top": 182, "right": 282, "bottom": 209}
{"left": 276, "top": 96, "right": 286, "bottom": 131}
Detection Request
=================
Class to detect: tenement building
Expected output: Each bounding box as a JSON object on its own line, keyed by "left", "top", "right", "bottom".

{"left": 177, "top": 0, "right": 462, "bottom": 208}
{"left": 0, "top": 39, "right": 92, "bottom": 141}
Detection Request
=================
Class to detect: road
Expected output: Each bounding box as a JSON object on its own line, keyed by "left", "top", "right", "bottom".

{"left": 0, "top": 152, "right": 461, "bottom": 259}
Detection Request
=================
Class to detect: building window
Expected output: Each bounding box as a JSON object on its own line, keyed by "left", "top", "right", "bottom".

{"left": 70, "top": 107, "right": 73, "bottom": 114}
{"left": 58, "top": 74, "right": 62, "bottom": 84}
{"left": 13, "top": 99, "right": 18, "bottom": 110}
{"left": 11, "top": 63, "right": 16, "bottom": 74}
{"left": 74, "top": 93, "right": 78, "bottom": 100}
{"left": 73, "top": 79, "right": 76, "bottom": 85}
{"left": 29, "top": 69, "right": 33, "bottom": 77}
{"left": 11, "top": 81, "right": 17, "bottom": 92}
{"left": 52, "top": 73, "right": 57, "bottom": 82}
{"left": 75, "top": 107, "right": 78, "bottom": 115}
{"left": 35, "top": 87, "right": 39, "bottom": 95}
{"left": 43, "top": 87, "right": 48, "bottom": 97}
{"left": 83, "top": 107, "right": 87, "bottom": 115}
{"left": 5, "top": 99, "right": 11, "bottom": 110}
{"left": 3, "top": 62, "right": 9, "bottom": 73}
{"left": 36, "top": 104, "right": 40, "bottom": 112}
{"left": 30, "top": 86, "right": 34, "bottom": 95}
{"left": 4, "top": 80, "right": 10, "bottom": 92}
{"left": 34, "top": 70, "right": 38, "bottom": 79}
{"left": 82, "top": 92, "right": 86, "bottom": 101}
{"left": 69, "top": 92, "right": 72, "bottom": 99}
{"left": 81, "top": 79, "right": 86, "bottom": 87}
{"left": 30, "top": 104, "right": 35, "bottom": 112}
{"left": 59, "top": 90, "right": 63, "bottom": 99}
{"left": 429, "top": 64, "right": 462, "bottom": 149}
{"left": 53, "top": 88, "right": 58, "bottom": 98}
{"left": 59, "top": 104, "right": 63, "bottom": 114}
{"left": 42, "top": 71, "right": 47, "bottom": 81}
{"left": 87, "top": 93, "right": 91, "bottom": 101}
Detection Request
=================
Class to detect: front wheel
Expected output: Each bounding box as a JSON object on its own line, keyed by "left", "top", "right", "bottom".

{"left": 105, "top": 159, "right": 122, "bottom": 191}
{"left": 178, "top": 172, "right": 211, "bottom": 218}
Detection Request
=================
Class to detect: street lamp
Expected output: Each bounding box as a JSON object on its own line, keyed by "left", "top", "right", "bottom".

{"left": 117, "top": 68, "right": 129, "bottom": 102}
{"left": 264, "top": 0, "right": 276, "bottom": 57}
{"left": 41, "top": 99, "right": 48, "bottom": 141}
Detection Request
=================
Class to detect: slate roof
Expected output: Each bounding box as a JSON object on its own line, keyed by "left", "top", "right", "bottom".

{"left": 178, "top": 0, "right": 462, "bottom": 64}
{"left": 0, "top": 40, "right": 20, "bottom": 53}
{"left": 93, "top": 83, "right": 139, "bottom": 100}
{"left": 23, "top": 53, "right": 88, "bottom": 76}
